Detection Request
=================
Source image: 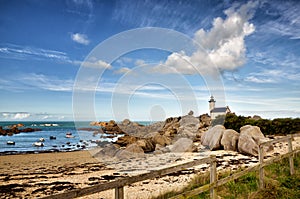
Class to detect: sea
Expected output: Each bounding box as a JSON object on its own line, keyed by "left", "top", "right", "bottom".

{"left": 0, "top": 121, "right": 149, "bottom": 155}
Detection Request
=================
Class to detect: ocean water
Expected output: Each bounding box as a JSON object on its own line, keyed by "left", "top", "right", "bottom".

{"left": 0, "top": 121, "right": 150, "bottom": 154}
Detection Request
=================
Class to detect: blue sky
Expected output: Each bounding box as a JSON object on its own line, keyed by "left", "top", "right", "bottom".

{"left": 0, "top": 0, "right": 299, "bottom": 121}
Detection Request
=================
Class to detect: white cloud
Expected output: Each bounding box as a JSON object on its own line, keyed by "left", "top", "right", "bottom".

{"left": 13, "top": 113, "right": 31, "bottom": 119}
{"left": 245, "top": 69, "right": 300, "bottom": 84}
{"left": 0, "top": 112, "right": 71, "bottom": 121}
{"left": 80, "top": 59, "right": 113, "bottom": 69}
{"left": 0, "top": 43, "right": 70, "bottom": 62}
{"left": 71, "top": 33, "right": 90, "bottom": 45}
{"left": 2, "top": 112, "right": 31, "bottom": 120}
{"left": 260, "top": 1, "right": 300, "bottom": 40}
{"left": 135, "top": 59, "right": 145, "bottom": 66}
{"left": 114, "top": 67, "right": 131, "bottom": 74}
{"left": 245, "top": 76, "right": 275, "bottom": 83}
{"left": 0, "top": 73, "right": 74, "bottom": 92}
{"left": 152, "top": 1, "right": 258, "bottom": 75}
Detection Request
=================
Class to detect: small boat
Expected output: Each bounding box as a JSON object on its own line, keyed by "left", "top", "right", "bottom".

{"left": 65, "top": 132, "right": 74, "bottom": 138}
{"left": 7, "top": 141, "right": 15, "bottom": 145}
{"left": 39, "top": 138, "right": 45, "bottom": 142}
{"left": 49, "top": 136, "right": 56, "bottom": 140}
{"left": 33, "top": 142, "right": 44, "bottom": 147}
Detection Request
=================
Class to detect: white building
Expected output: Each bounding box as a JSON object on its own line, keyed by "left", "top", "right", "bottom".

{"left": 209, "top": 96, "right": 231, "bottom": 119}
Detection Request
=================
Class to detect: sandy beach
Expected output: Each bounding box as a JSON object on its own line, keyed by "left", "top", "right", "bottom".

{"left": 0, "top": 135, "right": 299, "bottom": 199}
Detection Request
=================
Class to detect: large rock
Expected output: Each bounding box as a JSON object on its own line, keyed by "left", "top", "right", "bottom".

{"left": 201, "top": 125, "right": 225, "bottom": 150}
{"left": 199, "top": 114, "right": 211, "bottom": 128}
{"left": 170, "top": 138, "right": 196, "bottom": 152}
{"left": 221, "top": 129, "right": 239, "bottom": 151}
{"left": 136, "top": 138, "right": 155, "bottom": 152}
{"left": 177, "top": 115, "right": 200, "bottom": 138}
{"left": 179, "top": 115, "right": 200, "bottom": 129}
{"left": 93, "top": 144, "right": 120, "bottom": 158}
{"left": 118, "top": 119, "right": 164, "bottom": 138}
{"left": 163, "top": 117, "right": 180, "bottom": 132}
{"left": 152, "top": 132, "right": 171, "bottom": 146}
{"left": 238, "top": 125, "right": 265, "bottom": 156}
{"left": 113, "top": 135, "right": 138, "bottom": 147}
{"left": 103, "top": 120, "right": 123, "bottom": 134}
{"left": 116, "top": 143, "right": 144, "bottom": 159}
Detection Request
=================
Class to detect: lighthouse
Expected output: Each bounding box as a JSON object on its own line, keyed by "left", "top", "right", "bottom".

{"left": 208, "top": 95, "right": 216, "bottom": 112}
{"left": 208, "top": 96, "right": 231, "bottom": 119}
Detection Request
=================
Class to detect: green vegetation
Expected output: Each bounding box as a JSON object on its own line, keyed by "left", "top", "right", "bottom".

{"left": 153, "top": 152, "right": 300, "bottom": 199}
{"left": 221, "top": 113, "right": 300, "bottom": 135}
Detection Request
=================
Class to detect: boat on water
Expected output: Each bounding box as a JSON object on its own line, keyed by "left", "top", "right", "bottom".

{"left": 49, "top": 136, "right": 56, "bottom": 140}
{"left": 65, "top": 132, "right": 74, "bottom": 138}
{"left": 7, "top": 141, "right": 15, "bottom": 145}
{"left": 33, "top": 142, "right": 44, "bottom": 147}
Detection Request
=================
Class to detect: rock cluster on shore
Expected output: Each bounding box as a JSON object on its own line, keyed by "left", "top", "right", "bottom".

{"left": 94, "top": 112, "right": 210, "bottom": 159}
{"left": 201, "top": 124, "right": 273, "bottom": 156}
{"left": 0, "top": 125, "right": 41, "bottom": 136}
{"left": 92, "top": 111, "right": 274, "bottom": 159}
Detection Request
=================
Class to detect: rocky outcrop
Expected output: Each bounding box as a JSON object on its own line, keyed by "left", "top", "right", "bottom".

{"left": 116, "top": 144, "right": 145, "bottom": 159}
{"left": 90, "top": 121, "right": 108, "bottom": 126}
{"left": 151, "top": 132, "right": 171, "bottom": 146}
{"left": 177, "top": 115, "right": 200, "bottom": 139}
{"left": 102, "top": 120, "right": 124, "bottom": 134}
{"left": 118, "top": 119, "right": 164, "bottom": 138}
{"left": 188, "top": 110, "right": 194, "bottom": 115}
{"left": 221, "top": 129, "right": 239, "bottom": 151}
{"left": 199, "top": 114, "right": 211, "bottom": 130}
{"left": 238, "top": 125, "right": 266, "bottom": 156}
{"left": 106, "top": 112, "right": 213, "bottom": 154}
{"left": 113, "top": 134, "right": 138, "bottom": 147}
{"left": 0, "top": 126, "right": 41, "bottom": 136}
{"left": 136, "top": 139, "right": 155, "bottom": 153}
{"left": 201, "top": 125, "right": 225, "bottom": 150}
{"left": 161, "top": 117, "right": 180, "bottom": 138}
{"left": 7, "top": 123, "right": 24, "bottom": 128}
{"left": 170, "top": 138, "right": 196, "bottom": 152}
{"left": 93, "top": 144, "right": 120, "bottom": 158}
{"left": 94, "top": 112, "right": 273, "bottom": 157}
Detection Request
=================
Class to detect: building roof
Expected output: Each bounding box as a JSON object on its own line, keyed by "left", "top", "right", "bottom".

{"left": 211, "top": 107, "right": 228, "bottom": 113}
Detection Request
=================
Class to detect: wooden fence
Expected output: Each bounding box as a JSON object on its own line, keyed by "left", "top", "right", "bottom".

{"left": 41, "top": 134, "right": 300, "bottom": 199}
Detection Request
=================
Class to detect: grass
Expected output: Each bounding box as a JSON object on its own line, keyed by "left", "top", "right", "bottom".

{"left": 152, "top": 152, "right": 300, "bottom": 199}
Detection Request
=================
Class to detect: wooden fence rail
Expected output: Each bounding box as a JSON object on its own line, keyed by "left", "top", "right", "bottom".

{"left": 172, "top": 133, "right": 300, "bottom": 199}
{"left": 40, "top": 156, "right": 217, "bottom": 199}
{"left": 41, "top": 133, "right": 300, "bottom": 199}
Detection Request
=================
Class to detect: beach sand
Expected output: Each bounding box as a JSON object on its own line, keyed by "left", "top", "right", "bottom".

{"left": 1, "top": 136, "right": 300, "bottom": 199}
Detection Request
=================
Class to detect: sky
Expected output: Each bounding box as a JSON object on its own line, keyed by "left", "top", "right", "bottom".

{"left": 0, "top": 0, "right": 300, "bottom": 121}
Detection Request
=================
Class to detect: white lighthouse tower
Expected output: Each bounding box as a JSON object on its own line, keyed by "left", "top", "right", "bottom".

{"left": 208, "top": 95, "right": 216, "bottom": 112}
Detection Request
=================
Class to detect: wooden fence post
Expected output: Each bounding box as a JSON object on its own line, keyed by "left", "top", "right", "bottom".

{"left": 288, "top": 136, "right": 295, "bottom": 175}
{"left": 210, "top": 156, "right": 217, "bottom": 199}
{"left": 258, "top": 145, "right": 264, "bottom": 189}
{"left": 115, "top": 186, "right": 124, "bottom": 199}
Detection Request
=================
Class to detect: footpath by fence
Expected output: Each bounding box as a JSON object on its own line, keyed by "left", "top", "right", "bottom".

{"left": 41, "top": 133, "right": 300, "bottom": 199}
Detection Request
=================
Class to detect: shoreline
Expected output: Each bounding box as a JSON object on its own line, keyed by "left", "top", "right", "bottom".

{"left": 0, "top": 148, "right": 86, "bottom": 156}
{"left": 0, "top": 135, "right": 299, "bottom": 199}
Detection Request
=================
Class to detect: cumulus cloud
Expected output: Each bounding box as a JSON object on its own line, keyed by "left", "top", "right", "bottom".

{"left": 114, "top": 67, "right": 131, "bottom": 74}
{"left": 14, "top": 113, "right": 31, "bottom": 119}
{"left": 135, "top": 59, "right": 145, "bottom": 66}
{"left": 71, "top": 33, "right": 90, "bottom": 45}
{"left": 2, "top": 112, "right": 31, "bottom": 120}
{"left": 80, "top": 59, "right": 113, "bottom": 69}
{"left": 152, "top": 1, "right": 258, "bottom": 75}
